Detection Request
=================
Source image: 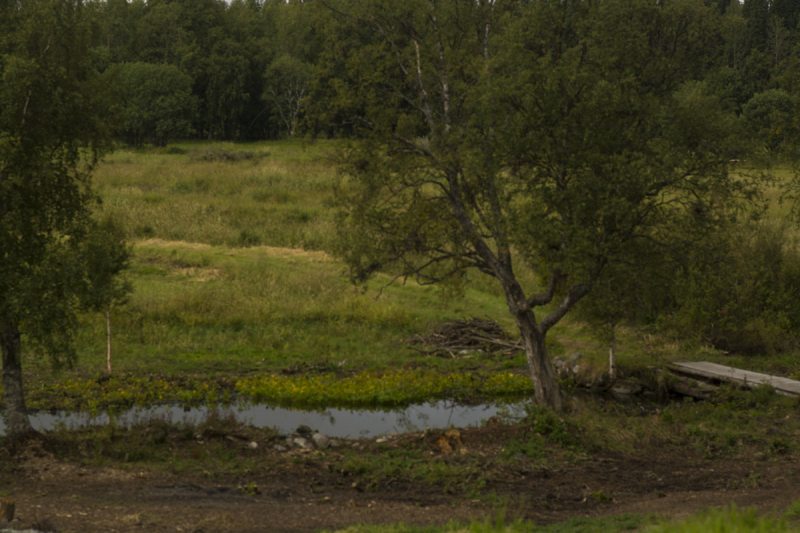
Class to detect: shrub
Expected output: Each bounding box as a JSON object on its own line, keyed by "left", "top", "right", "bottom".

{"left": 666, "top": 220, "right": 800, "bottom": 355}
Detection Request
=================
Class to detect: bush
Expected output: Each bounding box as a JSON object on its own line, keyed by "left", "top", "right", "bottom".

{"left": 741, "top": 89, "right": 796, "bottom": 156}
{"left": 666, "top": 220, "right": 800, "bottom": 355}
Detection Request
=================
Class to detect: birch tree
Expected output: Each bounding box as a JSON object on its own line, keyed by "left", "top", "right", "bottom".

{"left": 322, "top": 0, "right": 757, "bottom": 410}
{"left": 0, "top": 0, "right": 115, "bottom": 438}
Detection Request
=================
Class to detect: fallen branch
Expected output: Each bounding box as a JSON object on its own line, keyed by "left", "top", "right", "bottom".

{"left": 402, "top": 318, "right": 521, "bottom": 357}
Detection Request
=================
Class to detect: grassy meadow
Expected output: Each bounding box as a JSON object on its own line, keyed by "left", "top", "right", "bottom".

{"left": 15, "top": 139, "right": 542, "bottom": 409}
{"left": 4, "top": 140, "right": 800, "bottom": 532}
{"left": 7, "top": 139, "right": 800, "bottom": 408}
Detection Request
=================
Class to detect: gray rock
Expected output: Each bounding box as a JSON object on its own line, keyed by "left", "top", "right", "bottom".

{"left": 568, "top": 352, "right": 584, "bottom": 363}
{"left": 571, "top": 364, "right": 582, "bottom": 375}
{"left": 329, "top": 439, "right": 342, "bottom": 449}
{"left": 273, "top": 445, "right": 288, "bottom": 452}
{"left": 611, "top": 382, "right": 642, "bottom": 395}
{"left": 312, "top": 433, "right": 331, "bottom": 449}
{"left": 292, "top": 437, "right": 313, "bottom": 449}
{"left": 553, "top": 357, "right": 565, "bottom": 369}
{"left": 248, "top": 441, "right": 259, "bottom": 450}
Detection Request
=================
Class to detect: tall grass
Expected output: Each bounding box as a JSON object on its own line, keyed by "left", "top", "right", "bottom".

{"left": 63, "top": 239, "right": 513, "bottom": 376}
{"left": 22, "top": 141, "right": 799, "bottom": 393}
{"left": 94, "top": 140, "right": 338, "bottom": 250}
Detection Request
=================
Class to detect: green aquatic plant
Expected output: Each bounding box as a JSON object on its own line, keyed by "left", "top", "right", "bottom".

{"left": 7, "top": 369, "right": 533, "bottom": 413}
{"left": 235, "top": 370, "right": 533, "bottom": 409}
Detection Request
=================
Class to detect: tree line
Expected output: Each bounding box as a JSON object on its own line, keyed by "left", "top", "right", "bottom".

{"left": 64, "top": 0, "right": 800, "bottom": 149}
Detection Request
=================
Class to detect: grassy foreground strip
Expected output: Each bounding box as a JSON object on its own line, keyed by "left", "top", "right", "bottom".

{"left": 8, "top": 370, "right": 532, "bottom": 412}
{"left": 325, "top": 503, "right": 800, "bottom": 533}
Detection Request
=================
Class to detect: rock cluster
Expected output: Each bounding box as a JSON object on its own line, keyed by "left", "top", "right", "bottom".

{"left": 552, "top": 352, "right": 585, "bottom": 380}
{"left": 277, "top": 425, "right": 342, "bottom": 452}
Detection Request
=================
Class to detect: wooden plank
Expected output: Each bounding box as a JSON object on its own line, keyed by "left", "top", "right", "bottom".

{"left": 669, "top": 361, "right": 800, "bottom": 397}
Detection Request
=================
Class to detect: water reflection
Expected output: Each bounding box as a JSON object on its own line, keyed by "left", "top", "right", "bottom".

{"left": 0, "top": 400, "right": 528, "bottom": 439}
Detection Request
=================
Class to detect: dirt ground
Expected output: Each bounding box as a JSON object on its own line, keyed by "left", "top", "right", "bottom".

{"left": 1, "top": 420, "right": 799, "bottom": 533}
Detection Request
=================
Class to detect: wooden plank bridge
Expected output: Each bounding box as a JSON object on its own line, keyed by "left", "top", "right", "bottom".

{"left": 669, "top": 361, "right": 800, "bottom": 397}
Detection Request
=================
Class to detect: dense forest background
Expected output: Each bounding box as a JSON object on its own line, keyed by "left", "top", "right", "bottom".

{"left": 86, "top": 0, "right": 800, "bottom": 146}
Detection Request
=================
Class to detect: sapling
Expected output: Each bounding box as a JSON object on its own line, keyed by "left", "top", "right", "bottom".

{"left": 80, "top": 218, "right": 133, "bottom": 374}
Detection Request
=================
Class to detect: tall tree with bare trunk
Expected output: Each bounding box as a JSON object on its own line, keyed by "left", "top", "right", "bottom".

{"left": 0, "top": 0, "right": 115, "bottom": 438}
{"left": 319, "top": 0, "right": 759, "bottom": 410}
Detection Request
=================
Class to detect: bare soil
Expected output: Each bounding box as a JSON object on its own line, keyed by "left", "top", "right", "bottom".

{"left": 1, "top": 420, "right": 799, "bottom": 533}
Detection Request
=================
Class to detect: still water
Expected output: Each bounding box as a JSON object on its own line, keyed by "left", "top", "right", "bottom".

{"left": 0, "top": 400, "right": 529, "bottom": 439}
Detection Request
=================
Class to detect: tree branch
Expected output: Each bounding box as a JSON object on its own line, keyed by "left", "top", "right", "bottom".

{"left": 539, "top": 282, "right": 590, "bottom": 333}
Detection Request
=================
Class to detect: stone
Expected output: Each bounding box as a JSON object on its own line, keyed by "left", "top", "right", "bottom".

{"left": 312, "top": 433, "right": 331, "bottom": 450}
{"left": 248, "top": 441, "right": 258, "bottom": 450}
{"left": 552, "top": 357, "right": 565, "bottom": 369}
{"left": 611, "top": 382, "right": 642, "bottom": 396}
{"left": 0, "top": 497, "right": 14, "bottom": 522}
{"left": 328, "top": 439, "right": 342, "bottom": 449}
{"left": 273, "top": 445, "right": 288, "bottom": 452}
{"left": 292, "top": 437, "right": 313, "bottom": 449}
{"left": 568, "top": 352, "right": 584, "bottom": 363}
{"left": 571, "top": 364, "right": 582, "bottom": 375}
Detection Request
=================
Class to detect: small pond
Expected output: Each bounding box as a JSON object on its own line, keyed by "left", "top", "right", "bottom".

{"left": 0, "top": 400, "right": 529, "bottom": 439}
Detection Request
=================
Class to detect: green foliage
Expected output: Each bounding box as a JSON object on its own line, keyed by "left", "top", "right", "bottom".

{"left": 667, "top": 220, "right": 800, "bottom": 355}
{"left": 205, "top": 39, "right": 251, "bottom": 140}
{"left": 264, "top": 54, "right": 312, "bottom": 137}
{"left": 324, "top": 0, "right": 762, "bottom": 408}
{"left": 237, "top": 370, "right": 532, "bottom": 409}
{"left": 501, "top": 435, "right": 545, "bottom": 461}
{"left": 0, "top": 0, "right": 116, "bottom": 368}
{"left": 79, "top": 217, "right": 133, "bottom": 313}
{"left": 113, "top": 62, "right": 196, "bottom": 147}
{"left": 741, "top": 89, "right": 797, "bottom": 155}
{"left": 524, "top": 405, "right": 580, "bottom": 449}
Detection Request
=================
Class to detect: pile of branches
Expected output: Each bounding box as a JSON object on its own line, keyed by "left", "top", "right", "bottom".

{"left": 402, "top": 318, "right": 522, "bottom": 358}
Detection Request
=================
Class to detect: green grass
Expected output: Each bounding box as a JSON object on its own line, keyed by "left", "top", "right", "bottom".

{"left": 95, "top": 139, "right": 338, "bottom": 250}
{"left": 322, "top": 503, "right": 800, "bottom": 533}
{"left": 64, "top": 137, "right": 524, "bottom": 380}
{"left": 4, "top": 140, "right": 799, "bottom": 419}
{"left": 61, "top": 239, "right": 513, "bottom": 376}
{"left": 646, "top": 505, "right": 800, "bottom": 533}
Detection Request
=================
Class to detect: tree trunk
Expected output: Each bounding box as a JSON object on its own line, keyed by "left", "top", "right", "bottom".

{"left": 608, "top": 330, "right": 617, "bottom": 381}
{"left": 515, "top": 311, "right": 562, "bottom": 411}
{"left": 1, "top": 322, "right": 33, "bottom": 438}
{"left": 106, "top": 303, "right": 112, "bottom": 374}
